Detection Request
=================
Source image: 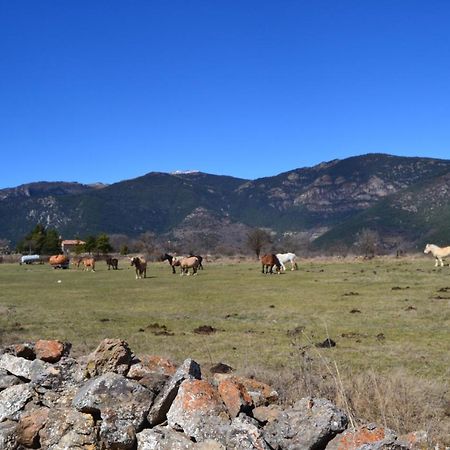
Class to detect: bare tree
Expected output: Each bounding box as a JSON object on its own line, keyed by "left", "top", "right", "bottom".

{"left": 356, "top": 228, "right": 379, "bottom": 258}
{"left": 137, "top": 231, "right": 156, "bottom": 259}
{"left": 246, "top": 228, "right": 272, "bottom": 259}
{"left": 0, "top": 239, "right": 11, "bottom": 254}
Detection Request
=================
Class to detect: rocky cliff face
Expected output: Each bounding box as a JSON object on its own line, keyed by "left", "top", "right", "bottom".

{"left": 0, "top": 338, "right": 428, "bottom": 449}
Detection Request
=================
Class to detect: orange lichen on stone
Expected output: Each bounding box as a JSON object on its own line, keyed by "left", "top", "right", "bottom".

{"left": 336, "top": 426, "right": 388, "bottom": 449}
{"left": 218, "top": 378, "right": 253, "bottom": 417}
{"left": 35, "top": 340, "right": 65, "bottom": 363}
{"left": 178, "top": 379, "right": 223, "bottom": 412}
{"left": 140, "top": 355, "right": 177, "bottom": 376}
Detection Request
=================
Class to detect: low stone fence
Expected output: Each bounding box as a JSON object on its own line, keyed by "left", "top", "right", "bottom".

{"left": 0, "top": 339, "right": 429, "bottom": 449}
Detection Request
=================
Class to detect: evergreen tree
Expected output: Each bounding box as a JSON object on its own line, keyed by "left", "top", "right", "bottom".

{"left": 96, "top": 234, "right": 113, "bottom": 254}
{"left": 16, "top": 224, "right": 61, "bottom": 255}
{"left": 84, "top": 236, "right": 97, "bottom": 255}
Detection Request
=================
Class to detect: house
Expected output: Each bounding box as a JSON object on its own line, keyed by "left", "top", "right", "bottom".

{"left": 61, "top": 239, "right": 85, "bottom": 255}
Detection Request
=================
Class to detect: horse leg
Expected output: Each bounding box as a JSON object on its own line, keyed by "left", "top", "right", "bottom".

{"left": 172, "top": 265, "right": 176, "bottom": 274}
{"left": 261, "top": 264, "right": 265, "bottom": 274}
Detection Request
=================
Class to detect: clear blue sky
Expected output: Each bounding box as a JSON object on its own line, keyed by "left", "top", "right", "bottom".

{"left": 1, "top": 1, "right": 450, "bottom": 188}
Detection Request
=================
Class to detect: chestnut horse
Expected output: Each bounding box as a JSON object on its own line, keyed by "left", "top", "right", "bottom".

{"left": 261, "top": 254, "right": 281, "bottom": 274}
{"left": 81, "top": 257, "right": 96, "bottom": 272}
{"left": 130, "top": 256, "right": 147, "bottom": 279}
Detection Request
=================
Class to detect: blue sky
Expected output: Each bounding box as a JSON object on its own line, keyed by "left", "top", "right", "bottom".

{"left": 1, "top": 1, "right": 450, "bottom": 188}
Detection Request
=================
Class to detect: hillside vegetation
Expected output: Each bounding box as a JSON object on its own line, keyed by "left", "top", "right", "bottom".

{"left": 1, "top": 153, "right": 450, "bottom": 250}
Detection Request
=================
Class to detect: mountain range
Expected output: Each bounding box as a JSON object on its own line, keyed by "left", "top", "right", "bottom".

{"left": 2, "top": 153, "right": 450, "bottom": 252}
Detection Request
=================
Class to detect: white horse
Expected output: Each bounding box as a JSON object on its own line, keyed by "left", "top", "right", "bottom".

{"left": 276, "top": 252, "right": 299, "bottom": 271}
{"left": 424, "top": 244, "right": 450, "bottom": 267}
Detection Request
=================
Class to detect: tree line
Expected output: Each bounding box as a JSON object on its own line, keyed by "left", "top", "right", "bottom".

{"left": 16, "top": 225, "right": 114, "bottom": 256}
{"left": 13, "top": 223, "right": 384, "bottom": 259}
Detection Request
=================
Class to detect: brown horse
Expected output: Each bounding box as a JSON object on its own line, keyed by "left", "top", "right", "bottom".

{"left": 106, "top": 257, "right": 119, "bottom": 270}
{"left": 131, "top": 256, "right": 147, "bottom": 279}
{"left": 180, "top": 256, "right": 200, "bottom": 276}
{"left": 72, "top": 257, "right": 83, "bottom": 269}
{"left": 81, "top": 257, "right": 96, "bottom": 272}
{"left": 260, "top": 254, "right": 281, "bottom": 274}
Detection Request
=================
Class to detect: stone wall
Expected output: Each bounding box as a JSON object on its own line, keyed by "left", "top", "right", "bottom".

{"left": 0, "top": 339, "right": 428, "bottom": 449}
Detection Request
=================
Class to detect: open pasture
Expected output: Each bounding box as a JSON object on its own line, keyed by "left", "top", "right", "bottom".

{"left": 0, "top": 257, "right": 449, "bottom": 380}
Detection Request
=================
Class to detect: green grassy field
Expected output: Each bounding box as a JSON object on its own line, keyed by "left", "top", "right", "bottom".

{"left": 1, "top": 256, "right": 449, "bottom": 380}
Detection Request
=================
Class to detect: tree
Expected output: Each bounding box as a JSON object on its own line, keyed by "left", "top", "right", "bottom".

{"left": 356, "top": 228, "right": 379, "bottom": 258}
{"left": 137, "top": 231, "right": 156, "bottom": 257}
{"left": 0, "top": 239, "right": 11, "bottom": 254}
{"left": 16, "top": 224, "right": 61, "bottom": 255}
{"left": 246, "top": 228, "right": 272, "bottom": 259}
{"left": 96, "top": 234, "right": 113, "bottom": 255}
{"left": 84, "top": 236, "right": 97, "bottom": 255}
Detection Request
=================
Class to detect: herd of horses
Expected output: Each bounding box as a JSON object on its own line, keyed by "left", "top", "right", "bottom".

{"left": 43, "top": 243, "right": 448, "bottom": 279}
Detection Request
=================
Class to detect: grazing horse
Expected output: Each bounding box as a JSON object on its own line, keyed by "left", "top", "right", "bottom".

{"left": 189, "top": 253, "right": 204, "bottom": 270}
{"left": 424, "top": 244, "right": 450, "bottom": 267}
{"left": 81, "top": 257, "right": 96, "bottom": 272}
{"left": 180, "top": 256, "right": 200, "bottom": 276}
{"left": 261, "top": 254, "right": 281, "bottom": 274}
{"left": 130, "top": 256, "right": 147, "bottom": 279}
{"left": 276, "top": 252, "right": 299, "bottom": 271}
{"left": 161, "top": 253, "right": 180, "bottom": 274}
{"left": 106, "top": 257, "right": 119, "bottom": 270}
{"left": 72, "top": 257, "right": 83, "bottom": 269}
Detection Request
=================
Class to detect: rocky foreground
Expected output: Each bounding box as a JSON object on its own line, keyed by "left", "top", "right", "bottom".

{"left": 0, "top": 339, "right": 429, "bottom": 449}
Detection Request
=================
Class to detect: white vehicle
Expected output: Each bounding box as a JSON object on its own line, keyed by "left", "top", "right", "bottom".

{"left": 20, "top": 254, "right": 42, "bottom": 265}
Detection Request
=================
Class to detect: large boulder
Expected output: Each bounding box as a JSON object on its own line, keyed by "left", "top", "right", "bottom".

{"left": 263, "top": 397, "right": 348, "bottom": 450}
{"left": 73, "top": 372, "right": 154, "bottom": 449}
{"left": 167, "top": 379, "right": 230, "bottom": 442}
{"left": 85, "top": 338, "right": 133, "bottom": 377}
{"left": 0, "top": 353, "right": 48, "bottom": 381}
{"left": 147, "top": 358, "right": 201, "bottom": 426}
{"left": 39, "top": 407, "right": 98, "bottom": 449}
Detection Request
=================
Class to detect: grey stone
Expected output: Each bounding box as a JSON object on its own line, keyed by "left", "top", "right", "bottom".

{"left": 136, "top": 426, "right": 196, "bottom": 449}
{"left": 0, "top": 371, "right": 23, "bottom": 390}
{"left": 0, "top": 384, "right": 34, "bottom": 421}
{"left": 0, "top": 353, "right": 48, "bottom": 381}
{"left": 0, "top": 420, "right": 18, "bottom": 450}
{"left": 39, "top": 407, "right": 98, "bottom": 449}
{"left": 147, "top": 358, "right": 201, "bottom": 426}
{"left": 263, "top": 397, "right": 348, "bottom": 450}
{"left": 224, "top": 414, "right": 270, "bottom": 449}
{"left": 73, "top": 372, "right": 154, "bottom": 449}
